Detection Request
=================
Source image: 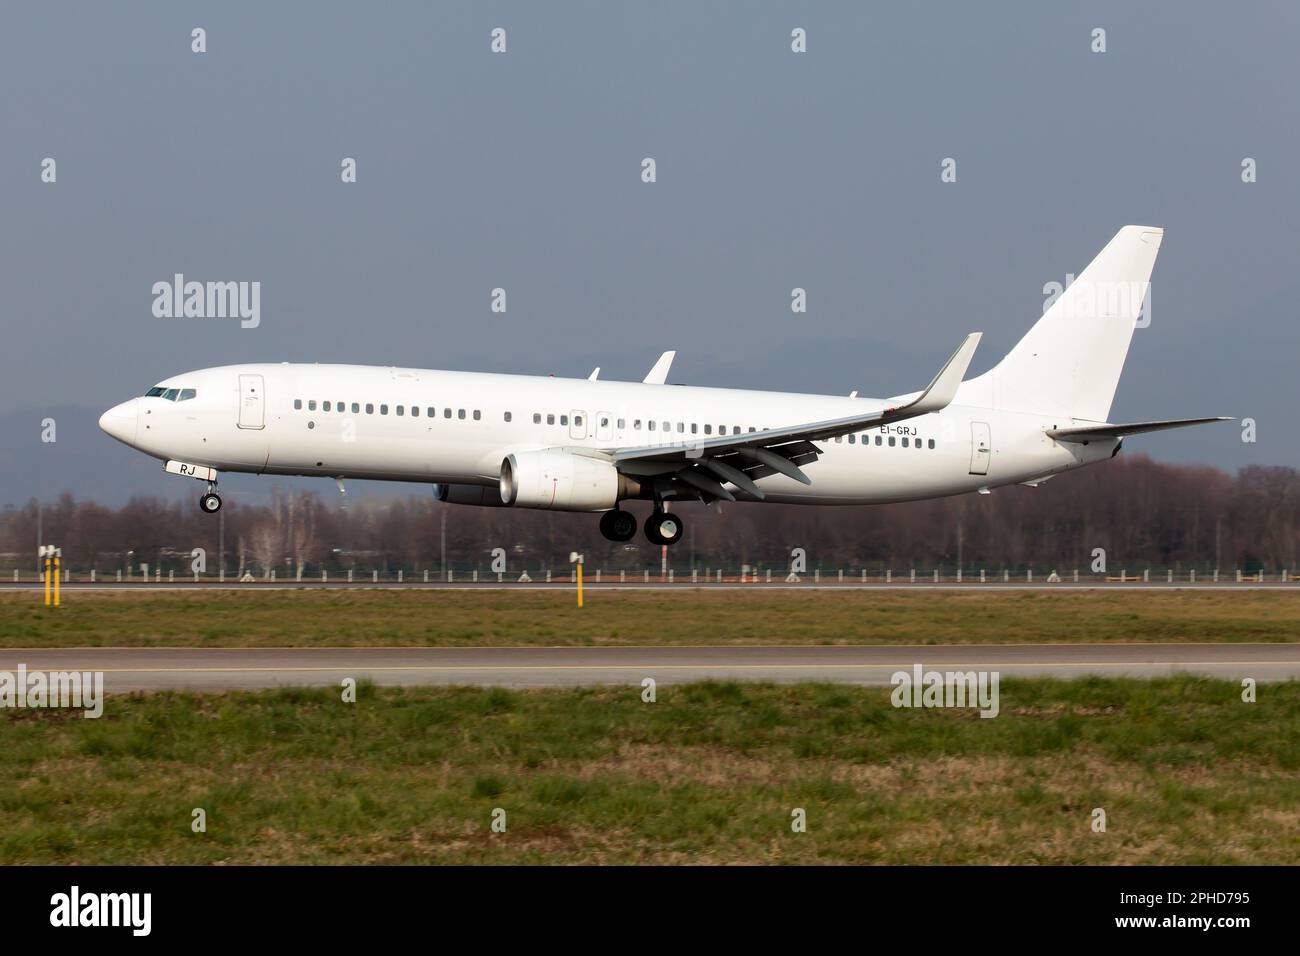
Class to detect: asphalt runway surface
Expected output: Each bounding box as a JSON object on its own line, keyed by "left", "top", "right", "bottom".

{"left": 1, "top": 644, "right": 1295, "bottom": 692}
{"left": 3, "top": 582, "right": 1298, "bottom": 592}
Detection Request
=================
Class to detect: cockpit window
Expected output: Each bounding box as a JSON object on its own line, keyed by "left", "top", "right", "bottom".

{"left": 145, "top": 386, "right": 195, "bottom": 401}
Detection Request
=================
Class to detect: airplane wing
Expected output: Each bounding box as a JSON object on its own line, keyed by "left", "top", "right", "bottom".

{"left": 596, "top": 333, "right": 981, "bottom": 502}
{"left": 1047, "top": 417, "right": 1232, "bottom": 442}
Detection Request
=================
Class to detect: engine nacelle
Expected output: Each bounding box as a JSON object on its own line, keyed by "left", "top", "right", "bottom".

{"left": 500, "top": 451, "right": 621, "bottom": 512}
{"left": 433, "top": 483, "right": 507, "bottom": 507}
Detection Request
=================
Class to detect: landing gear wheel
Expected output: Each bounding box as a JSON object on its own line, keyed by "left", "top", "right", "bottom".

{"left": 199, "top": 492, "right": 222, "bottom": 514}
{"left": 644, "top": 510, "right": 683, "bottom": 546}
{"left": 599, "top": 509, "right": 638, "bottom": 542}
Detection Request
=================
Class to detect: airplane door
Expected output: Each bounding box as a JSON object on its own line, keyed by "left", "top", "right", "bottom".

{"left": 569, "top": 410, "right": 588, "bottom": 441}
{"left": 969, "top": 421, "right": 990, "bottom": 475}
{"left": 595, "top": 411, "right": 613, "bottom": 442}
{"left": 238, "top": 374, "right": 265, "bottom": 430}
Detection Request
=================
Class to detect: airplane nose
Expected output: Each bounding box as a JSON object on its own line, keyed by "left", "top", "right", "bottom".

{"left": 98, "top": 399, "right": 138, "bottom": 446}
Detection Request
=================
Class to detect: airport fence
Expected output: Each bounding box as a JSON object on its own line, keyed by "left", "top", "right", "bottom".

{"left": 2, "top": 562, "right": 1297, "bottom": 586}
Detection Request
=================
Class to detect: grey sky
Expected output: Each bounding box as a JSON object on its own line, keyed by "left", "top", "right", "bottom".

{"left": 2, "top": 2, "right": 1297, "bottom": 506}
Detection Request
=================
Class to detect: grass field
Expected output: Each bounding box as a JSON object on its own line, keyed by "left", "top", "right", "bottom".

{"left": 1, "top": 676, "right": 1295, "bottom": 864}
{"left": 1, "top": 589, "right": 1297, "bottom": 647}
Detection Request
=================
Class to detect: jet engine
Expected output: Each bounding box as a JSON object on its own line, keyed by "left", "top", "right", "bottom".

{"left": 433, "top": 483, "right": 508, "bottom": 507}
{"left": 499, "top": 451, "right": 627, "bottom": 511}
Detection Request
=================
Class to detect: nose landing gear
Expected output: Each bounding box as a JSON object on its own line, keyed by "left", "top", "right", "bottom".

{"left": 199, "top": 483, "right": 222, "bottom": 514}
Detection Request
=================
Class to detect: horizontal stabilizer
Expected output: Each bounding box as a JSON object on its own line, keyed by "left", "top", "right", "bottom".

{"left": 1047, "top": 417, "right": 1232, "bottom": 442}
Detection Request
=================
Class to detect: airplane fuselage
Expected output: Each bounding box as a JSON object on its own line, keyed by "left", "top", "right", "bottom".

{"left": 98, "top": 362, "right": 1115, "bottom": 506}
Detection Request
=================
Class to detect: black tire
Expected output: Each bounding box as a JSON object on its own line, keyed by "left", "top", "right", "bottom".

{"left": 645, "top": 511, "right": 683, "bottom": 546}
{"left": 599, "top": 509, "right": 637, "bottom": 542}
{"left": 200, "top": 493, "right": 222, "bottom": 514}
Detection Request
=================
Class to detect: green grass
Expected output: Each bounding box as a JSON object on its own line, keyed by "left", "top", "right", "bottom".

{"left": 1, "top": 677, "right": 1296, "bottom": 864}
{"left": 3, "top": 589, "right": 1299, "bottom": 647}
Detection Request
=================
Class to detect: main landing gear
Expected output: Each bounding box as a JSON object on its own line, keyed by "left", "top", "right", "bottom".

{"left": 199, "top": 483, "right": 222, "bottom": 514}
{"left": 599, "top": 506, "right": 685, "bottom": 546}
{"left": 644, "top": 509, "right": 683, "bottom": 546}
{"left": 599, "top": 508, "right": 637, "bottom": 542}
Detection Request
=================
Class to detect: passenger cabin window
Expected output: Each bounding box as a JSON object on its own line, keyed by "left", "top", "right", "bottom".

{"left": 427, "top": 408, "right": 435, "bottom": 418}
{"left": 323, "top": 401, "right": 331, "bottom": 412}
{"left": 473, "top": 410, "right": 481, "bottom": 421}
{"left": 458, "top": 409, "right": 466, "bottom": 420}
{"left": 928, "top": 439, "right": 935, "bottom": 449}
{"left": 294, "top": 399, "right": 302, "bottom": 410}
{"left": 888, "top": 436, "right": 896, "bottom": 446}
{"left": 352, "top": 403, "right": 360, "bottom": 413}
{"left": 505, "top": 412, "right": 512, "bottom": 422}
{"left": 875, "top": 435, "right": 882, "bottom": 446}
{"left": 366, "top": 403, "right": 374, "bottom": 414}
{"left": 308, "top": 400, "right": 317, "bottom": 411}
{"left": 396, "top": 406, "right": 404, "bottom": 416}
{"left": 848, "top": 434, "right": 856, "bottom": 444}
{"left": 380, "top": 404, "right": 389, "bottom": 415}
{"left": 411, "top": 406, "right": 419, "bottom": 417}
{"left": 533, "top": 413, "right": 542, "bottom": 424}
{"left": 560, "top": 414, "right": 568, "bottom": 426}
{"left": 445, "top": 408, "right": 453, "bottom": 419}
{"left": 901, "top": 437, "right": 909, "bottom": 447}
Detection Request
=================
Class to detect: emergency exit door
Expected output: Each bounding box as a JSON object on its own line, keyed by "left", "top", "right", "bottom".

{"left": 238, "top": 374, "right": 265, "bottom": 429}
{"left": 569, "top": 410, "right": 588, "bottom": 440}
{"left": 969, "top": 421, "right": 990, "bottom": 475}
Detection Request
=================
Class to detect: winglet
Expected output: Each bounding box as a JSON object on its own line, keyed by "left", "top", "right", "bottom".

{"left": 588, "top": 367, "right": 600, "bottom": 381}
{"left": 893, "top": 332, "right": 981, "bottom": 416}
{"left": 643, "top": 351, "right": 676, "bottom": 385}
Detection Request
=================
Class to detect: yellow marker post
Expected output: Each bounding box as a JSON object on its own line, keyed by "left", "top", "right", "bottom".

{"left": 53, "top": 553, "right": 60, "bottom": 607}
{"left": 576, "top": 562, "right": 584, "bottom": 608}
{"left": 43, "top": 556, "right": 51, "bottom": 607}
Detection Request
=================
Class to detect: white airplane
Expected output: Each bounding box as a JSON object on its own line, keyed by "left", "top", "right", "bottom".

{"left": 100, "top": 226, "right": 1227, "bottom": 546}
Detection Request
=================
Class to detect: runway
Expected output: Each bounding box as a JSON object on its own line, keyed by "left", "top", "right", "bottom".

{"left": 3, "top": 582, "right": 1299, "bottom": 592}
{"left": 1, "top": 644, "right": 1295, "bottom": 692}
